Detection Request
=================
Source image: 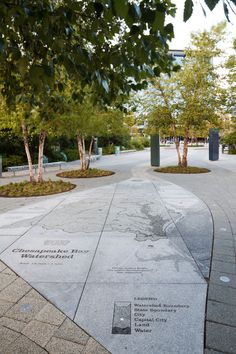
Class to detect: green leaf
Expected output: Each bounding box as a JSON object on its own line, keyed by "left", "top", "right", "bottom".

{"left": 102, "top": 79, "right": 109, "bottom": 93}
{"left": 114, "top": 0, "right": 128, "bottom": 18}
{"left": 130, "top": 25, "right": 140, "bottom": 35}
{"left": 184, "top": 0, "right": 194, "bottom": 22}
{"left": 204, "top": 0, "right": 220, "bottom": 11}
{"left": 133, "top": 4, "right": 141, "bottom": 19}
{"left": 17, "top": 57, "right": 28, "bottom": 76}
{"left": 153, "top": 11, "right": 165, "bottom": 31}
{"left": 0, "top": 39, "right": 4, "bottom": 53}
{"left": 94, "top": 2, "right": 104, "bottom": 18}
{"left": 223, "top": 2, "right": 230, "bottom": 21}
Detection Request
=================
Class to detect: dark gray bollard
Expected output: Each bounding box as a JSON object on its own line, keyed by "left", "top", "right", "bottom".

{"left": 209, "top": 129, "right": 219, "bottom": 161}
{"left": 93, "top": 137, "right": 98, "bottom": 155}
{"left": 150, "top": 135, "right": 160, "bottom": 166}
{"left": 0, "top": 155, "right": 2, "bottom": 177}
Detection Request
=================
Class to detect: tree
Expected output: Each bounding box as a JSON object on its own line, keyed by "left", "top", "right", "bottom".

{"left": 143, "top": 24, "right": 225, "bottom": 167}
{"left": 0, "top": 0, "right": 178, "bottom": 182}
{"left": 0, "top": 90, "right": 66, "bottom": 182}
{"left": 0, "top": 0, "right": 177, "bottom": 105}
{"left": 224, "top": 39, "right": 236, "bottom": 119}
{"left": 221, "top": 38, "right": 236, "bottom": 151}
{"left": 58, "top": 89, "right": 128, "bottom": 171}
{"left": 184, "top": 0, "right": 236, "bottom": 22}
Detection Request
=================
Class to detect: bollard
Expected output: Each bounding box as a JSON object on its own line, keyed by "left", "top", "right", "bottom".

{"left": 209, "top": 129, "right": 219, "bottom": 161}
{"left": 0, "top": 155, "right": 2, "bottom": 177}
{"left": 150, "top": 135, "right": 160, "bottom": 166}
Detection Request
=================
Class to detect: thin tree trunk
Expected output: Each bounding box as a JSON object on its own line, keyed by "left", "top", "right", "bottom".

{"left": 21, "top": 122, "right": 35, "bottom": 183}
{"left": 77, "top": 132, "right": 86, "bottom": 171}
{"left": 174, "top": 137, "right": 182, "bottom": 166}
{"left": 37, "top": 130, "right": 46, "bottom": 183}
{"left": 86, "top": 137, "right": 94, "bottom": 170}
{"left": 181, "top": 131, "right": 189, "bottom": 167}
{"left": 173, "top": 126, "right": 182, "bottom": 167}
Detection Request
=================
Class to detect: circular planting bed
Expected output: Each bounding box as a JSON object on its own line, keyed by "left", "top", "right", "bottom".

{"left": 0, "top": 180, "right": 76, "bottom": 197}
{"left": 57, "top": 168, "right": 115, "bottom": 178}
{"left": 154, "top": 166, "right": 210, "bottom": 174}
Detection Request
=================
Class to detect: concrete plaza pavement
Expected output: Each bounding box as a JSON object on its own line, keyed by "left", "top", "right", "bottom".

{"left": 0, "top": 147, "right": 235, "bottom": 353}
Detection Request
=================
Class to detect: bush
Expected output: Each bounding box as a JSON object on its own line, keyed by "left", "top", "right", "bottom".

{"left": 57, "top": 168, "right": 115, "bottom": 178}
{"left": 64, "top": 149, "right": 79, "bottom": 161}
{"left": 154, "top": 166, "right": 210, "bottom": 174}
{"left": 103, "top": 144, "right": 115, "bottom": 155}
{"left": 130, "top": 137, "right": 144, "bottom": 150}
{"left": 228, "top": 146, "right": 236, "bottom": 154}
{"left": 3, "top": 155, "right": 26, "bottom": 171}
{"left": 221, "top": 131, "right": 236, "bottom": 146}
{"left": 141, "top": 136, "right": 150, "bottom": 147}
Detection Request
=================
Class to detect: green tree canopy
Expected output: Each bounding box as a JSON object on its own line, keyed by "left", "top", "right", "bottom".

{"left": 0, "top": 0, "right": 178, "bottom": 106}
{"left": 140, "top": 23, "right": 226, "bottom": 166}
{"left": 184, "top": 0, "right": 236, "bottom": 22}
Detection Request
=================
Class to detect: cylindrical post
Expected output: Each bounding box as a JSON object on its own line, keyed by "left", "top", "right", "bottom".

{"left": 209, "top": 129, "right": 219, "bottom": 161}
{"left": 150, "top": 135, "right": 160, "bottom": 166}
{"left": 0, "top": 155, "right": 2, "bottom": 177}
{"left": 93, "top": 138, "right": 98, "bottom": 155}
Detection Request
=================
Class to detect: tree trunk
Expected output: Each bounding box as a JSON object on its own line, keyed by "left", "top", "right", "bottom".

{"left": 86, "top": 137, "right": 95, "bottom": 170}
{"left": 174, "top": 137, "right": 182, "bottom": 166}
{"left": 37, "top": 130, "right": 46, "bottom": 183}
{"left": 77, "top": 132, "right": 87, "bottom": 171}
{"left": 181, "top": 132, "right": 189, "bottom": 168}
{"left": 21, "top": 122, "right": 35, "bottom": 183}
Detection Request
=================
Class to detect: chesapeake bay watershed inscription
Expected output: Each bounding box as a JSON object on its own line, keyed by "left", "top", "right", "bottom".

{"left": 11, "top": 242, "right": 90, "bottom": 265}
{"left": 113, "top": 297, "right": 190, "bottom": 335}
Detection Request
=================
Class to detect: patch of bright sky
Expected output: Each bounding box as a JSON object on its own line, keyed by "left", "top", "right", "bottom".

{"left": 168, "top": 1, "right": 236, "bottom": 54}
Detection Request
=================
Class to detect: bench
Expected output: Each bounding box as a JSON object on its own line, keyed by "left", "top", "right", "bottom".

{"left": 8, "top": 161, "right": 66, "bottom": 176}
{"left": 88, "top": 154, "right": 101, "bottom": 161}
{"left": 7, "top": 155, "right": 102, "bottom": 176}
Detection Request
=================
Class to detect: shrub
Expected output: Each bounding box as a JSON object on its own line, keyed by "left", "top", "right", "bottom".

{"left": 228, "top": 147, "right": 236, "bottom": 154}
{"left": 3, "top": 155, "right": 26, "bottom": 171}
{"left": 141, "top": 136, "right": 150, "bottom": 147}
{"left": 64, "top": 149, "right": 79, "bottom": 161}
{"left": 130, "top": 137, "right": 144, "bottom": 150}
{"left": 103, "top": 144, "right": 115, "bottom": 155}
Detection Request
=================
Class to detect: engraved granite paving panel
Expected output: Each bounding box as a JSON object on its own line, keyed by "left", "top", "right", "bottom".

{"left": 0, "top": 179, "right": 213, "bottom": 354}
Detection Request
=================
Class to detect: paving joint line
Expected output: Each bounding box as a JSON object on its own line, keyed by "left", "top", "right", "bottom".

{"left": 73, "top": 183, "right": 118, "bottom": 321}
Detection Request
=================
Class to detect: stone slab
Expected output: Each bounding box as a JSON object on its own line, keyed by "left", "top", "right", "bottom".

{"left": 0, "top": 178, "right": 213, "bottom": 354}
{"left": 88, "top": 234, "right": 204, "bottom": 284}
{"left": 208, "top": 284, "right": 236, "bottom": 306}
{"left": 0, "top": 236, "right": 21, "bottom": 253}
{"left": 210, "top": 270, "right": 236, "bottom": 289}
{"left": 211, "top": 260, "right": 236, "bottom": 274}
{"left": 3, "top": 335, "right": 47, "bottom": 354}
{"left": 206, "top": 321, "right": 236, "bottom": 354}
{"left": 30, "top": 282, "right": 84, "bottom": 319}
{"left": 1, "top": 234, "right": 99, "bottom": 283}
{"left": 207, "top": 300, "right": 236, "bottom": 327}
{"left": 75, "top": 283, "right": 207, "bottom": 354}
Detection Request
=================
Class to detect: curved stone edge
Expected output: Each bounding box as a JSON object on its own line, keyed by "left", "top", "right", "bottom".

{"left": 152, "top": 179, "right": 214, "bottom": 278}
{"left": 204, "top": 203, "right": 236, "bottom": 354}
{"left": 0, "top": 260, "right": 110, "bottom": 354}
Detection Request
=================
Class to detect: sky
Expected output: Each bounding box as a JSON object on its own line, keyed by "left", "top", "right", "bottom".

{"left": 168, "top": 1, "right": 236, "bottom": 53}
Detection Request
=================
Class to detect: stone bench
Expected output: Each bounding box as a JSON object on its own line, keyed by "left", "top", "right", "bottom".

{"left": 87, "top": 154, "right": 101, "bottom": 161}
{"left": 8, "top": 161, "right": 66, "bottom": 176}
{"left": 7, "top": 155, "right": 101, "bottom": 176}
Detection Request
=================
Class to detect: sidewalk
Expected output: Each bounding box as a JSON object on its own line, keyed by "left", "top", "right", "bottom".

{"left": 154, "top": 150, "right": 236, "bottom": 354}
{"left": 0, "top": 261, "right": 110, "bottom": 354}
{"left": 0, "top": 149, "right": 235, "bottom": 353}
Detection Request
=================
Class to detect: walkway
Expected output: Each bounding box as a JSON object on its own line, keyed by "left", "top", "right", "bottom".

{"left": 0, "top": 148, "right": 235, "bottom": 353}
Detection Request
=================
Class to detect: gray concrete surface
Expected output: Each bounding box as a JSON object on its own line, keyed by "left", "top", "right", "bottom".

{"left": 0, "top": 147, "right": 235, "bottom": 353}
